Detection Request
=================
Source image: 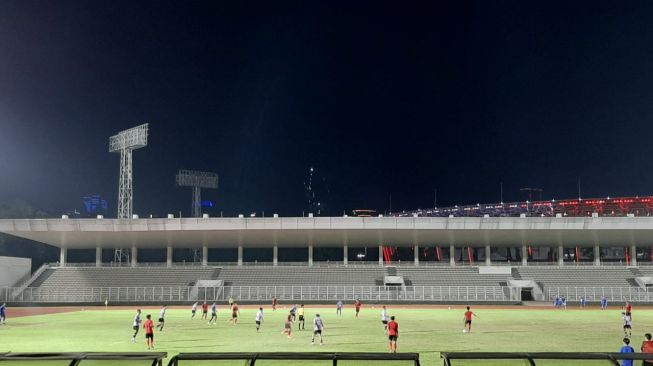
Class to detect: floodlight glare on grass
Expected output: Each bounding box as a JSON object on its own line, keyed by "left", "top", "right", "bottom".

{"left": 176, "top": 169, "right": 218, "bottom": 218}
{"left": 109, "top": 123, "right": 149, "bottom": 219}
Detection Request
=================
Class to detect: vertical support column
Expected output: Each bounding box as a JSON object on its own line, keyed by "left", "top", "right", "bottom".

{"left": 521, "top": 245, "right": 528, "bottom": 266}
{"left": 60, "top": 248, "right": 67, "bottom": 267}
{"left": 237, "top": 246, "right": 243, "bottom": 266}
{"left": 558, "top": 245, "right": 564, "bottom": 266}
{"left": 202, "top": 246, "right": 208, "bottom": 266}
{"left": 449, "top": 245, "right": 455, "bottom": 266}
{"left": 631, "top": 245, "right": 637, "bottom": 266}
{"left": 343, "top": 245, "right": 348, "bottom": 266}
{"left": 273, "top": 245, "right": 278, "bottom": 266}
{"left": 95, "top": 247, "right": 102, "bottom": 267}
{"left": 594, "top": 245, "right": 600, "bottom": 266}
{"left": 378, "top": 245, "right": 383, "bottom": 266}
{"left": 131, "top": 246, "right": 137, "bottom": 267}
{"left": 166, "top": 246, "right": 173, "bottom": 267}
{"left": 308, "top": 245, "right": 313, "bottom": 267}
{"left": 485, "top": 245, "right": 491, "bottom": 266}
{"left": 414, "top": 244, "right": 419, "bottom": 266}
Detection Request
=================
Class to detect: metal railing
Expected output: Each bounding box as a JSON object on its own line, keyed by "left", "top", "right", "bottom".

{"left": 51, "top": 260, "right": 653, "bottom": 268}
{"left": 1, "top": 285, "right": 518, "bottom": 303}
{"left": 168, "top": 352, "right": 420, "bottom": 366}
{"left": 440, "top": 352, "right": 653, "bottom": 366}
{"left": 546, "top": 286, "right": 653, "bottom": 302}
{"left": 0, "top": 352, "right": 167, "bottom": 366}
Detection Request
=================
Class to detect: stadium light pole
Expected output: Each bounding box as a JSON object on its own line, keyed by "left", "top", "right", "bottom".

{"left": 176, "top": 170, "right": 219, "bottom": 218}
{"left": 176, "top": 169, "right": 218, "bottom": 265}
{"left": 109, "top": 123, "right": 149, "bottom": 265}
{"left": 109, "top": 123, "right": 149, "bottom": 219}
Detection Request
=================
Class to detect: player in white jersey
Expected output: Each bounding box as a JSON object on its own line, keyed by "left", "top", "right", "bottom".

{"left": 623, "top": 312, "right": 632, "bottom": 338}
{"left": 381, "top": 306, "right": 389, "bottom": 332}
{"left": 191, "top": 302, "right": 198, "bottom": 318}
{"left": 131, "top": 309, "right": 142, "bottom": 342}
{"left": 311, "top": 314, "right": 325, "bottom": 345}
{"left": 157, "top": 305, "right": 167, "bottom": 331}
{"left": 208, "top": 303, "right": 218, "bottom": 325}
{"left": 255, "top": 307, "right": 264, "bottom": 332}
{"left": 336, "top": 300, "right": 343, "bottom": 317}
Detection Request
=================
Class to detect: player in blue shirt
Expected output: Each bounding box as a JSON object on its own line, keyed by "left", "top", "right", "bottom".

{"left": 620, "top": 337, "right": 635, "bottom": 366}
{"left": 601, "top": 296, "right": 608, "bottom": 310}
{"left": 0, "top": 303, "right": 6, "bottom": 325}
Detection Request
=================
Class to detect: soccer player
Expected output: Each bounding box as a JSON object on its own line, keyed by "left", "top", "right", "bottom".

{"left": 601, "top": 296, "right": 608, "bottom": 310}
{"left": 387, "top": 316, "right": 399, "bottom": 353}
{"left": 623, "top": 312, "right": 633, "bottom": 338}
{"left": 0, "top": 303, "right": 6, "bottom": 325}
{"left": 381, "top": 306, "right": 389, "bottom": 332}
{"left": 255, "top": 307, "right": 264, "bottom": 332}
{"left": 282, "top": 313, "right": 293, "bottom": 339}
{"left": 311, "top": 314, "right": 325, "bottom": 345}
{"left": 463, "top": 306, "right": 479, "bottom": 333}
{"left": 208, "top": 303, "right": 218, "bottom": 325}
{"left": 354, "top": 299, "right": 362, "bottom": 318}
{"left": 229, "top": 302, "right": 240, "bottom": 324}
{"left": 157, "top": 305, "right": 167, "bottom": 331}
{"left": 272, "top": 297, "right": 278, "bottom": 311}
{"left": 202, "top": 301, "right": 209, "bottom": 320}
{"left": 297, "top": 304, "right": 306, "bottom": 330}
{"left": 289, "top": 304, "right": 298, "bottom": 322}
{"left": 626, "top": 301, "right": 633, "bottom": 318}
{"left": 620, "top": 337, "right": 635, "bottom": 366}
{"left": 336, "top": 300, "right": 343, "bottom": 317}
{"left": 191, "top": 302, "right": 198, "bottom": 318}
{"left": 228, "top": 296, "right": 235, "bottom": 310}
{"left": 131, "top": 309, "right": 142, "bottom": 342}
{"left": 641, "top": 333, "right": 653, "bottom": 366}
{"left": 143, "top": 314, "right": 154, "bottom": 350}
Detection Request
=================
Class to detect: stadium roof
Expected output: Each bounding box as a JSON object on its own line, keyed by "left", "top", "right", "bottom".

{"left": 1, "top": 216, "right": 653, "bottom": 249}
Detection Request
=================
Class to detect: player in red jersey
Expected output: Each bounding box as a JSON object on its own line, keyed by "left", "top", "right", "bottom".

{"left": 143, "top": 314, "right": 154, "bottom": 349}
{"left": 387, "top": 316, "right": 399, "bottom": 353}
{"left": 282, "top": 313, "right": 293, "bottom": 339}
{"left": 625, "top": 301, "right": 633, "bottom": 318}
{"left": 272, "top": 297, "right": 278, "bottom": 311}
{"left": 354, "top": 299, "right": 362, "bottom": 318}
{"left": 201, "top": 302, "right": 209, "bottom": 320}
{"left": 229, "top": 303, "right": 240, "bottom": 324}
{"left": 463, "top": 306, "right": 479, "bottom": 333}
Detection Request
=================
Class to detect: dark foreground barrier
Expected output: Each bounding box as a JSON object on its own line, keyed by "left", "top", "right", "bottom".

{"left": 440, "top": 352, "right": 653, "bottom": 366}
{"left": 0, "top": 352, "right": 167, "bottom": 366}
{"left": 167, "top": 352, "right": 421, "bottom": 366}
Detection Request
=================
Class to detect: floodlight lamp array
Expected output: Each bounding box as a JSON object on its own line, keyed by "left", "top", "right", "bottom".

{"left": 109, "top": 123, "right": 149, "bottom": 152}
{"left": 176, "top": 170, "right": 219, "bottom": 189}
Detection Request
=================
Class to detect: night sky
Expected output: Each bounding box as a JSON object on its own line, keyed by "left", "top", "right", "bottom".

{"left": 2, "top": 1, "right": 653, "bottom": 218}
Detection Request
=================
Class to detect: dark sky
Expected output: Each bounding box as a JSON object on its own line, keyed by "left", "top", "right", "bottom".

{"left": 2, "top": 1, "right": 653, "bottom": 218}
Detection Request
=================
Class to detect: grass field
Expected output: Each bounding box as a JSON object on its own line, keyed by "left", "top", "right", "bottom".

{"left": 0, "top": 305, "right": 650, "bottom": 365}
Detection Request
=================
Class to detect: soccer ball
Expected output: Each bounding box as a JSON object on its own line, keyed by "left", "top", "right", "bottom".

{"left": 462, "top": 329, "right": 467, "bottom": 333}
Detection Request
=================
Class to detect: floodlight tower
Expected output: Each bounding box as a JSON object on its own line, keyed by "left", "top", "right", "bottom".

{"left": 109, "top": 123, "right": 149, "bottom": 219}
{"left": 109, "top": 123, "right": 148, "bottom": 265}
{"left": 176, "top": 170, "right": 219, "bottom": 217}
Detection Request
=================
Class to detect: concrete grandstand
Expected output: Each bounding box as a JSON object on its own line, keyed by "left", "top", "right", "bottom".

{"left": 3, "top": 195, "right": 653, "bottom": 305}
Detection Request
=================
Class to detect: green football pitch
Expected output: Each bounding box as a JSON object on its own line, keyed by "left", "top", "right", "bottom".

{"left": 0, "top": 305, "right": 650, "bottom": 365}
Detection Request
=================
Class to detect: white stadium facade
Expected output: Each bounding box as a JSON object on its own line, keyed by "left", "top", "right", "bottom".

{"left": 1, "top": 215, "right": 653, "bottom": 267}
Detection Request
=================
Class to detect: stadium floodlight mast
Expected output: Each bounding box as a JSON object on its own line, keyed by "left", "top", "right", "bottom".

{"left": 109, "top": 123, "right": 149, "bottom": 219}
{"left": 109, "top": 123, "right": 148, "bottom": 265}
{"left": 176, "top": 169, "right": 218, "bottom": 218}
